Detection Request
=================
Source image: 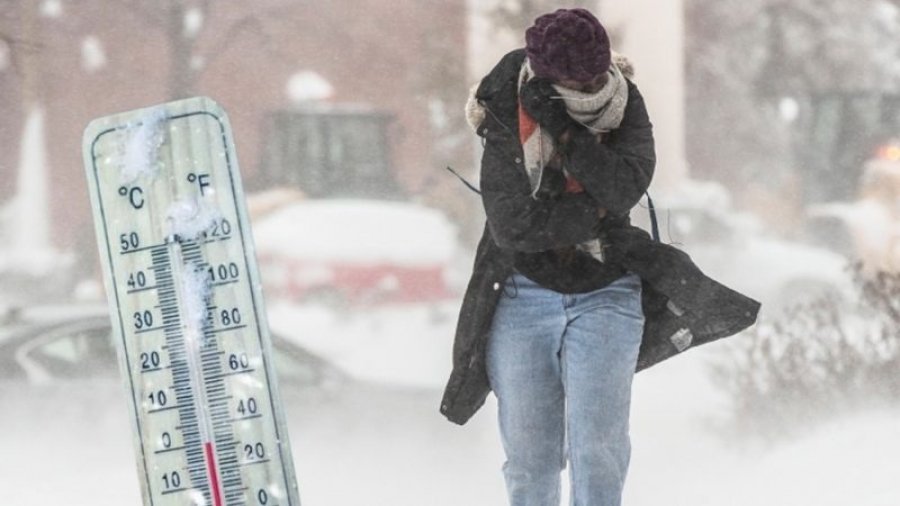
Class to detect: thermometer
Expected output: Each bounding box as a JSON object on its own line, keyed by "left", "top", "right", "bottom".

{"left": 83, "top": 97, "right": 301, "bottom": 506}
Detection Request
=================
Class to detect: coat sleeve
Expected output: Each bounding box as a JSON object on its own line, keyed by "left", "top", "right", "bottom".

{"left": 564, "top": 81, "right": 656, "bottom": 216}
{"left": 480, "top": 139, "right": 602, "bottom": 253}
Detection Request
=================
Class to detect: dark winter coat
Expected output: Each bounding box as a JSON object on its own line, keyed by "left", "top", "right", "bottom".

{"left": 439, "top": 49, "right": 761, "bottom": 425}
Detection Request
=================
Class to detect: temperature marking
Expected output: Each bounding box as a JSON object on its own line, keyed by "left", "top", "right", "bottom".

{"left": 83, "top": 97, "right": 301, "bottom": 505}
{"left": 155, "top": 445, "right": 186, "bottom": 455}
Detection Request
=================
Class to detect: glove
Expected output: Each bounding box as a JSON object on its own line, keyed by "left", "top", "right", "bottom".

{"left": 519, "top": 78, "right": 573, "bottom": 140}
{"left": 533, "top": 166, "right": 566, "bottom": 200}
{"left": 600, "top": 225, "right": 652, "bottom": 265}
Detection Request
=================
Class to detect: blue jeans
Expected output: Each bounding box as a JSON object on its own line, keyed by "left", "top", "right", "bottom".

{"left": 486, "top": 271, "right": 644, "bottom": 506}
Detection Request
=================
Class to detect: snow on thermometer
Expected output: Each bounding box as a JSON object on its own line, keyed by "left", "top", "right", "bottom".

{"left": 82, "top": 97, "right": 301, "bottom": 506}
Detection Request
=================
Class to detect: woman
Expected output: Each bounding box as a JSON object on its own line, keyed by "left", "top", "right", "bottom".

{"left": 440, "top": 8, "right": 760, "bottom": 506}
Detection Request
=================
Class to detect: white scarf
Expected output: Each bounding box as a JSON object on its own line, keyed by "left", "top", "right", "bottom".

{"left": 550, "top": 64, "right": 629, "bottom": 134}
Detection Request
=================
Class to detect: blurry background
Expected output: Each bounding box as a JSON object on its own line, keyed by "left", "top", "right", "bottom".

{"left": 1, "top": 0, "right": 899, "bottom": 504}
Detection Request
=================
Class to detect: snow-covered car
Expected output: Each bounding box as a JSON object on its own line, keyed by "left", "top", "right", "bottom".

{"left": 0, "top": 310, "right": 505, "bottom": 505}
{"left": 634, "top": 180, "right": 853, "bottom": 313}
{"left": 251, "top": 199, "right": 462, "bottom": 306}
{"left": 0, "top": 312, "right": 330, "bottom": 386}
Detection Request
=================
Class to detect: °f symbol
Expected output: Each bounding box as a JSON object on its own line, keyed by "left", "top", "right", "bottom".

{"left": 187, "top": 173, "right": 211, "bottom": 196}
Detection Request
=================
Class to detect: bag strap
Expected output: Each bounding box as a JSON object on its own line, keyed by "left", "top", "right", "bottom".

{"left": 647, "top": 192, "right": 660, "bottom": 243}
{"left": 445, "top": 166, "right": 482, "bottom": 195}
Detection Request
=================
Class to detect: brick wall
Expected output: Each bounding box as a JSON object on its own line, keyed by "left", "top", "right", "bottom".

{"left": 0, "top": 0, "right": 470, "bottom": 249}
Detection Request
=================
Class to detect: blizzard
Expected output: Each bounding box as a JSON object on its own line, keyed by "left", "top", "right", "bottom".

{"left": 1, "top": 1, "right": 898, "bottom": 504}
{"left": 3, "top": 301, "right": 898, "bottom": 505}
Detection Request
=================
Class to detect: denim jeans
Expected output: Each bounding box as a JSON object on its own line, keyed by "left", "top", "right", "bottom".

{"left": 486, "top": 271, "right": 644, "bottom": 506}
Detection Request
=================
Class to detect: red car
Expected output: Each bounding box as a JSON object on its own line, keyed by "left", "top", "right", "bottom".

{"left": 252, "top": 199, "right": 462, "bottom": 305}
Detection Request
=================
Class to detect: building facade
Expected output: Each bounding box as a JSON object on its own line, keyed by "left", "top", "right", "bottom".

{"left": 0, "top": 0, "right": 470, "bottom": 251}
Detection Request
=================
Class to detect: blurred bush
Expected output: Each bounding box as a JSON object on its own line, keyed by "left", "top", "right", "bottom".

{"left": 712, "top": 263, "right": 900, "bottom": 440}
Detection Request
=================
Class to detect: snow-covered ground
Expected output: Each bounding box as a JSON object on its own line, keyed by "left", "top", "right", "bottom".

{"left": 268, "top": 301, "right": 900, "bottom": 505}
{"left": 628, "top": 351, "right": 900, "bottom": 506}
{"left": 2, "top": 300, "right": 899, "bottom": 505}
{"left": 267, "top": 300, "right": 459, "bottom": 389}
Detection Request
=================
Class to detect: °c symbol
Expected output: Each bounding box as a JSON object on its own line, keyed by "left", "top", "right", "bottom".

{"left": 119, "top": 186, "right": 144, "bottom": 209}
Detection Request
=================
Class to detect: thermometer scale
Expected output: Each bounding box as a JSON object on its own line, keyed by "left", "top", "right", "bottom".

{"left": 83, "top": 97, "right": 301, "bottom": 506}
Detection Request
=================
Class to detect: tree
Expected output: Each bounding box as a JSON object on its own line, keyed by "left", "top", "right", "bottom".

{"left": 0, "top": 0, "right": 44, "bottom": 106}
{"left": 0, "top": 0, "right": 47, "bottom": 205}
{"left": 685, "top": 0, "right": 900, "bottom": 205}
{"left": 121, "top": 0, "right": 296, "bottom": 99}
{"left": 408, "top": 1, "right": 483, "bottom": 243}
{"left": 488, "top": 0, "right": 596, "bottom": 32}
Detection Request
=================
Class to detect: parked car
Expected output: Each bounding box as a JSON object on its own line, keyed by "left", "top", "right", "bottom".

{"left": 0, "top": 309, "right": 505, "bottom": 506}
{"left": 252, "top": 198, "right": 463, "bottom": 306}
{"left": 0, "top": 313, "right": 329, "bottom": 386}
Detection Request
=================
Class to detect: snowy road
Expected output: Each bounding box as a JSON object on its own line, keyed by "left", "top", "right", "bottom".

{"left": 1, "top": 300, "right": 898, "bottom": 505}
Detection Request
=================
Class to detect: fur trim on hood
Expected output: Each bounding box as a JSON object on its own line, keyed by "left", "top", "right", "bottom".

{"left": 611, "top": 51, "right": 634, "bottom": 82}
{"left": 464, "top": 82, "right": 486, "bottom": 133}
{"left": 465, "top": 51, "right": 635, "bottom": 132}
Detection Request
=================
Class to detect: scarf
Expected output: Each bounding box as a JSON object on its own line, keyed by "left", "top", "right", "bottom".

{"left": 517, "top": 59, "right": 630, "bottom": 261}
{"left": 517, "top": 59, "right": 629, "bottom": 197}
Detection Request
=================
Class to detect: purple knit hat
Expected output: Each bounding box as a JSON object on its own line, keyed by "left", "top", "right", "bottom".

{"left": 525, "top": 8, "right": 611, "bottom": 83}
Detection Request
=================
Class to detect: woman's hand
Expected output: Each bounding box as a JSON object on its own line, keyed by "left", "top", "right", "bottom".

{"left": 520, "top": 78, "right": 572, "bottom": 139}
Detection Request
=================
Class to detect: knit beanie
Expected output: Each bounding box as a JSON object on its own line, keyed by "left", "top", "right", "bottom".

{"left": 525, "top": 8, "right": 611, "bottom": 83}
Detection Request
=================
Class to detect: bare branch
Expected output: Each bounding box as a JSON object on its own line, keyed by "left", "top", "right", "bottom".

{"left": 198, "top": 6, "right": 299, "bottom": 71}
{"left": 199, "top": 14, "right": 266, "bottom": 69}
{"left": 0, "top": 32, "right": 44, "bottom": 54}
{"left": 488, "top": 0, "right": 594, "bottom": 32}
